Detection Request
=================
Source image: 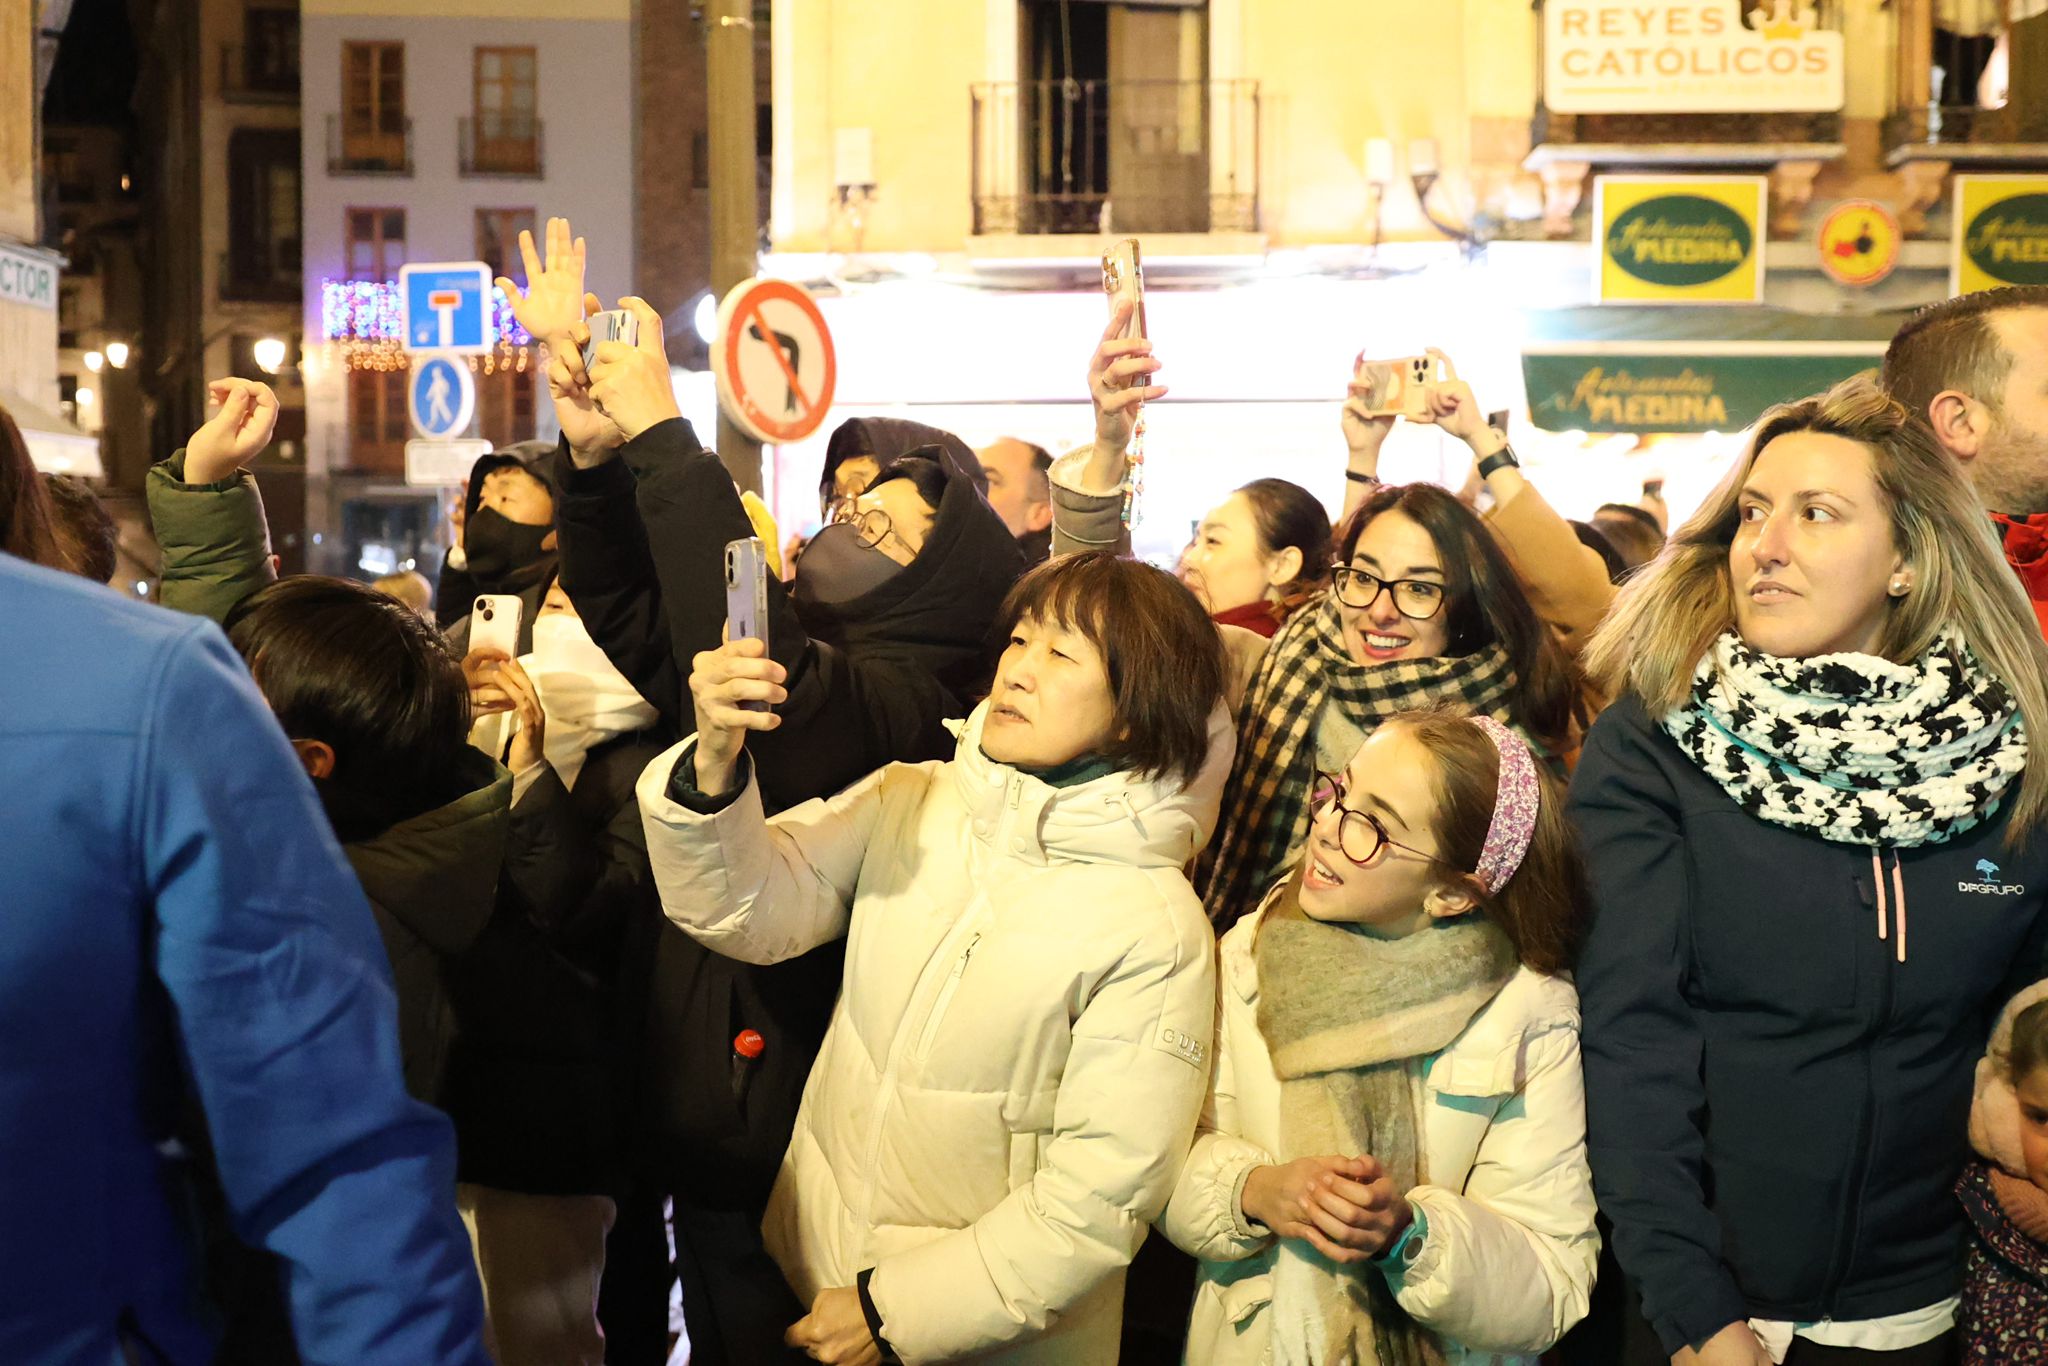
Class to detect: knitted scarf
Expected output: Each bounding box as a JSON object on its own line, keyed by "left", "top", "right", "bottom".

{"left": 1663, "top": 631, "right": 2027, "bottom": 847}
{"left": 1204, "top": 593, "right": 1519, "bottom": 926}
{"left": 1255, "top": 878, "right": 1518, "bottom": 1366}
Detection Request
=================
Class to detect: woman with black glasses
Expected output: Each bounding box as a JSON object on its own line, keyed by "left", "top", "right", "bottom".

{"left": 1203, "top": 482, "right": 1582, "bottom": 928}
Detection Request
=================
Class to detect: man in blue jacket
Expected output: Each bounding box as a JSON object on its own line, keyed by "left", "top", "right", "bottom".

{"left": 0, "top": 550, "right": 489, "bottom": 1365}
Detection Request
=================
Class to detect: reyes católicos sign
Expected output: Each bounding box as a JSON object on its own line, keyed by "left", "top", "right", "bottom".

{"left": 1545, "top": 0, "right": 1845, "bottom": 114}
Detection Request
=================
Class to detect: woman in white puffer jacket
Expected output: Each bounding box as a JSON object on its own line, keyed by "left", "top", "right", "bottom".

{"left": 639, "top": 554, "right": 1232, "bottom": 1365}
{"left": 1164, "top": 710, "right": 1600, "bottom": 1366}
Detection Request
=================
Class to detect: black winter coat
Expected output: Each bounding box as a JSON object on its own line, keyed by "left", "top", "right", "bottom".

{"left": 1570, "top": 696, "right": 2048, "bottom": 1355}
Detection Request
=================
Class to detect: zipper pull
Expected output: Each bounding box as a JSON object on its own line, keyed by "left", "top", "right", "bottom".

{"left": 957, "top": 933, "right": 981, "bottom": 974}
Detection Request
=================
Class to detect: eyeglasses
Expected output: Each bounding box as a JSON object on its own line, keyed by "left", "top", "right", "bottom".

{"left": 1309, "top": 770, "right": 1438, "bottom": 868}
{"left": 1329, "top": 566, "right": 1448, "bottom": 621}
{"left": 827, "top": 499, "right": 901, "bottom": 554}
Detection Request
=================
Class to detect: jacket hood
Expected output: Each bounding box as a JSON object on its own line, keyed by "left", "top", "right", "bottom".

{"left": 947, "top": 698, "right": 1235, "bottom": 870}
{"left": 463, "top": 440, "right": 560, "bottom": 523}
{"left": 343, "top": 747, "right": 510, "bottom": 955}
{"left": 822, "top": 417, "right": 986, "bottom": 504}
{"left": 794, "top": 459, "right": 1026, "bottom": 701}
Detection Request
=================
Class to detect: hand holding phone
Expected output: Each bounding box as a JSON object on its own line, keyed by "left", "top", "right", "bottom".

{"left": 582, "top": 309, "right": 640, "bottom": 372}
{"left": 724, "top": 537, "right": 772, "bottom": 713}
{"left": 1101, "top": 239, "right": 1147, "bottom": 346}
{"left": 1352, "top": 351, "right": 1456, "bottom": 421}
{"left": 468, "top": 594, "right": 524, "bottom": 664}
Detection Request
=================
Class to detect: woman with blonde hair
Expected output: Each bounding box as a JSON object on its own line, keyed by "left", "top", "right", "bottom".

{"left": 1570, "top": 377, "right": 2048, "bottom": 1366}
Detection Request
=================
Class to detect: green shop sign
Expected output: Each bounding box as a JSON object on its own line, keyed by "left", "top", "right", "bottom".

{"left": 1523, "top": 347, "right": 1884, "bottom": 434}
{"left": 1604, "top": 195, "right": 1756, "bottom": 289}
{"left": 1963, "top": 194, "right": 2048, "bottom": 288}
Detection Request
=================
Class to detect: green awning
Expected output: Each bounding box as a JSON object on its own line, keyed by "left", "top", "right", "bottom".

{"left": 1521, "top": 306, "right": 1905, "bottom": 435}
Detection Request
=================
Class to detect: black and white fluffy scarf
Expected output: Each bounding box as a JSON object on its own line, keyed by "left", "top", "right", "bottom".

{"left": 1663, "top": 631, "right": 2027, "bottom": 847}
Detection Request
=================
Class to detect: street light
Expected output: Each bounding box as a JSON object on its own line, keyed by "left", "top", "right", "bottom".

{"left": 75, "top": 386, "right": 95, "bottom": 407}
{"left": 83, "top": 350, "right": 104, "bottom": 373}
{"left": 692, "top": 291, "right": 719, "bottom": 345}
{"left": 253, "top": 337, "right": 288, "bottom": 374}
{"left": 105, "top": 341, "right": 129, "bottom": 369}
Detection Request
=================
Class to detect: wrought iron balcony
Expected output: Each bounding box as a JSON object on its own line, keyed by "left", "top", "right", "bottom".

{"left": 327, "top": 114, "right": 413, "bottom": 177}
{"left": 970, "top": 79, "right": 1260, "bottom": 236}
{"left": 459, "top": 115, "right": 544, "bottom": 179}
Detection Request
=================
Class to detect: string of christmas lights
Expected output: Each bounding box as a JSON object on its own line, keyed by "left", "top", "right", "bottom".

{"left": 318, "top": 280, "right": 537, "bottom": 373}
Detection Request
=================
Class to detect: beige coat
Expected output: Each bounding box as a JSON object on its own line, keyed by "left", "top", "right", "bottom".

{"left": 1161, "top": 907, "right": 1600, "bottom": 1366}
{"left": 638, "top": 704, "right": 1233, "bottom": 1364}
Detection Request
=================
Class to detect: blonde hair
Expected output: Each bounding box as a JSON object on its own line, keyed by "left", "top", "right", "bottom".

{"left": 1584, "top": 376, "right": 2048, "bottom": 842}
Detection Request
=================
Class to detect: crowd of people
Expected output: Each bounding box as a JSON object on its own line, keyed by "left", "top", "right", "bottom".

{"left": 5, "top": 214, "right": 2048, "bottom": 1366}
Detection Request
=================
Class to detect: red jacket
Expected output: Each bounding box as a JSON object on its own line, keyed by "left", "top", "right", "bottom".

{"left": 1997, "top": 514, "right": 2048, "bottom": 638}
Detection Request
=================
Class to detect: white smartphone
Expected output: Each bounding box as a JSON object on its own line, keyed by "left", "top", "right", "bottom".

{"left": 469, "top": 594, "right": 524, "bottom": 664}
{"left": 582, "top": 309, "right": 640, "bottom": 370}
{"left": 1101, "top": 238, "right": 1147, "bottom": 343}
{"left": 724, "top": 537, "right": 771, "bottom": 713}
{"left": 1352, "top": 352, "right": 1456, "bottom": 420}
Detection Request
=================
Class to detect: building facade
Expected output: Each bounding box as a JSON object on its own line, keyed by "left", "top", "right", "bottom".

{"left": 299, "top": 0, "right": 634, "bottom": 581}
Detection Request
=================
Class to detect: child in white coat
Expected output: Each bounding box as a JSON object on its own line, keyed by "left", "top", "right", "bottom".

{"left": 1165, "top": 709, "right": 1599, "bottom": 1366}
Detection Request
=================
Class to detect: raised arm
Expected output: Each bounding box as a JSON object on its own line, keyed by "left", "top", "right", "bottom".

{"left": 1047, "top": 301, "right": 1160, "bottom": 558}
{"left": 148, "top": 378, "right": 282, "bottom": 625}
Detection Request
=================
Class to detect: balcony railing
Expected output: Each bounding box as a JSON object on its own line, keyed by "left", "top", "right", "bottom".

{"left": 1529, "top": 0, "right": 1847, "bottom": 157}
{"left": 219, "top": 248, "right": 300, "bottom": 304}
{"left": 459, "top": 116, "right": 544, "bottom": 178}
{"left": 1884, "top": 3, "right": 2048, "bottom": 160}
{"left": 327, "top": 114, "right": 413, "bottom": 176}
{"left": 970, "top": 79, "right": 1260, "bottom": 236}
{"left": 219, "top": 41, "right": 298, "bottom": 102}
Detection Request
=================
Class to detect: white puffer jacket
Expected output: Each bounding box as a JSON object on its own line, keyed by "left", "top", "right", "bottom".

{"left": 1162, "top": 905, "right": 1599, "bottom": 1366}
{"left": 638, "top": 703, "right": 1232, "bottom": 1365}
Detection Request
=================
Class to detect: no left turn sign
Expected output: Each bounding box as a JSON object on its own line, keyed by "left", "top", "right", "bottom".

{"left": 711, "top": 278, "right": 837, "bottom": 444}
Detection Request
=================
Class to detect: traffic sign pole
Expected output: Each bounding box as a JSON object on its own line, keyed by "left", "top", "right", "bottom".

{"left": 708, "top": 0, "right": 763, "bottom": 494}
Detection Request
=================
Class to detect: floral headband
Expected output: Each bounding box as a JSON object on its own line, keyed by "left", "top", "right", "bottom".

{"left": 1469, "top": 716, "right": 1540, "bottom": 896}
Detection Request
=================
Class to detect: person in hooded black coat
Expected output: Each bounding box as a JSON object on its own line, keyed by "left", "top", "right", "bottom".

{"left": 436, "top": 441, "right": 561, "bottom": 655}
{"left": 816, "top": 413, "right": 989, "bottom": 517}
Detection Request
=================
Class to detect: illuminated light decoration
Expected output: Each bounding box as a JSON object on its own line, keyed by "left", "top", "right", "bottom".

{"left": 318, "top": 279, "right": 535, "bottom": 372}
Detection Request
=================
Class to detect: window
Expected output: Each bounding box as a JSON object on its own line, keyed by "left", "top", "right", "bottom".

{"left": 472, "top": 46, "right": 539, "bottom": 174}
{"left": 345, "top": 208, "right": 406, "bottom": 280}
{"left": 342, "top": 42, "right": 406, "bottom": 168}
{"left": 227, "top": 128, "right": 301, "bottom": 300}
{"left": 348, "top": 368, "right": 410, "bottom": 471}
{"left": 475, "top": 208, "right": 536, "bottom": 280}
{"left": 243, "top": 5, "right": 299, "bottom": 92}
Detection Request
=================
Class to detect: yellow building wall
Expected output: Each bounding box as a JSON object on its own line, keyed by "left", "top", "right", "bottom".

{"left": 1, "top": 0, "right": 36, "bottom": 245}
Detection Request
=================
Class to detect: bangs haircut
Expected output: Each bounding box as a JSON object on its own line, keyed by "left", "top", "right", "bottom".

{"left": 998, "top": 552, "right": 1225, "bottom": 788}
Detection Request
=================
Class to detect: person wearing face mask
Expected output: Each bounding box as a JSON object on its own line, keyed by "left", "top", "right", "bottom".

{"left": 641, "top": 552, "right": 1230, "bottom": 1366}
{"left": 1201, "top": 481, "right": 1582, "bottom": 931}
{"left": 819, "top": 415, "right": 989, "bottom": 518}
{"left": 436, "top": 442, "right": 561, "bottom": 654}
{"left": 1571, "top": 378, "right": 2048, "bottom": 1366}
{"left": 1165, "top": 710, "right": 1597, "bottom": 1365}
{"left": 1179, "top": 478, "right": 1333, "bottom": 639}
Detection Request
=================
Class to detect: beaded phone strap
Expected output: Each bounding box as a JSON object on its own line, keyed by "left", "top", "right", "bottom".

{"left": 1121, "top": 409, "right": 1147, "bottom": 529}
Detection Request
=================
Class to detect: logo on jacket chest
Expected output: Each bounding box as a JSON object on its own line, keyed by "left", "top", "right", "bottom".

{"left": 1959, "top": 859, "right": 2026, "bottom": 896}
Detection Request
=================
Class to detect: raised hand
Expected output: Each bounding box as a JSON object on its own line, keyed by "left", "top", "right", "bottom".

{"left": 492, "top": 656, "right": 548, "bottom": 774}
{"left": 496, "top": 217, "right": 591, "bottom": 383}
{"left": 1340, "top": 390, "right": 1397, "bottom": 457}
{"left": 1240, "top": 1153, "right": 1408, "bottom": 1264}
{"left": 689, "top": 636, "right": 787, "bottom": 797}
{"left": 1089, "top": 299, "right": 1166, "bottom": 458}
{"left": 185, "top": 378, "right": 281, "bottom": 484}
{"left": 586, "top": 296, "right": 681, "bottom": 442}
{"left": 1412, "top": 353, "right": 1494, "bottom": 449}
{"left": 545, "top": 289, "right": 627, "bottom": 464}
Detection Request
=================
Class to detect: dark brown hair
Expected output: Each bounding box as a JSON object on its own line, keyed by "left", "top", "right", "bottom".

{"left": 0, "top": 405, "right": 64, "bottom": 570}
{"left": 998, "top": 552, "right": 1225, "bottom": 788}
{"left": 1593, "top": 503, "right": 1665, "bottom": 572}
{"left": 1882, "top": 286, "right": 2048, "bottom": 421}
{"left": 44, "top": 474, "right": 118, "bottom": 583}
{"left": 2011, "top": 999, "right": 2048, "bottom": 1084}
{"left": 1236, "top": 477, "right": 1334, "bottom": 623}
{"left": 1337, "top": 483, "right": 1582, "bottom": 757}
{"left": 1389, "top": 709, "right": 1589, "bottom": 974}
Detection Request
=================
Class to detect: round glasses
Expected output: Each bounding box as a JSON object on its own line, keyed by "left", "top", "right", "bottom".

{"left": 1308, "top": 770, "right": 1438, "bottom": 868}
{"left": 1330, "top": 566, "right": 1448, "bottom": 621}
{"left": 827, "top": 500, "right": 898, "bottom": 553}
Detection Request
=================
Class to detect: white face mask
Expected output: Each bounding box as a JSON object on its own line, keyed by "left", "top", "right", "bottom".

{"left": 521, "top": 612, "right": 661, "bottom": 788}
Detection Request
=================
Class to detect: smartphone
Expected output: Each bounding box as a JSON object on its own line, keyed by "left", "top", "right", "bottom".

{"left": 724, "top": 537, "right": 772, "bottom": 713}
{"left": 1101, "top": 238, "right": 1147, "bottom": 344}
{"left": 1352, "top": 352, "right": 1456, "bottom": 420}
{"left": 469, "top": 594, "right": 524, "bottom": 664}
{"left": 582, "top": 309, "right": 640, "bottom": 371}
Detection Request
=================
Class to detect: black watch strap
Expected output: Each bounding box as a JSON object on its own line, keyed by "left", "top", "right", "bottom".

{"left": 856, "top": 1269, "right": 904, "bottom": 1364}
{"left": 1476, "top": 441, "right": 1520, "bottom": 481}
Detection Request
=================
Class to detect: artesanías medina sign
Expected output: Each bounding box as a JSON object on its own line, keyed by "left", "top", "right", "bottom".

{"left": 1544, "top": 0, "right": 1845, "bottom": 114}
{"left": 1596, "top": 177, "right": 1768, "bottom": 305}
{"left": 1522, "top": 346, "right": 1887, "bottom": 433}
{"left": 1953, "top": 177, "right": 2048, "bottom": 296}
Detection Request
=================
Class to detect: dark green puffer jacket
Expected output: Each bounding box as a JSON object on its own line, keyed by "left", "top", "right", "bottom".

{"left": 146, "top": 450, "right": 278, "bottom": 626}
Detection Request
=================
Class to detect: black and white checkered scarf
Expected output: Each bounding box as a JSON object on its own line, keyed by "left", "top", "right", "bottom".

{"left": 1663, "top": 631, "right": 2027, "bottom": 846}
{"left": 1202, "top": 594, "right": 1518, "bottom": 927}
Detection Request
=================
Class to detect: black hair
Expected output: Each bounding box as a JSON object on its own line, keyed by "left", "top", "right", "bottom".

{"left": 867, "top": 453, "right": 949, "bottom": 513}
{"left": 1235, "top": 477, "right": 1335, "bottom": 618}
{"left": 224, "top": 577, "right": 472, "bottom": 813}
{"left": 1571, "top": 519, "right": 1629, "bottom": 584}
{"left": 43, "top": 474, "right": 118, "bottom": 583}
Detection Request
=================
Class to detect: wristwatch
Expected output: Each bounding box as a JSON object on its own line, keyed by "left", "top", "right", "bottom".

{"left": 1476, "top": 435, "right": 1520, "bottom": 482}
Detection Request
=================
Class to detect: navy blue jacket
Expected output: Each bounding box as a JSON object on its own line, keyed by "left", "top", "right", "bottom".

{"left": 0, "top": 554, "right": 488, "bottom": 1366}
{"left": 1571, "top": 696, "right": 2048, "bottom": 1356}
